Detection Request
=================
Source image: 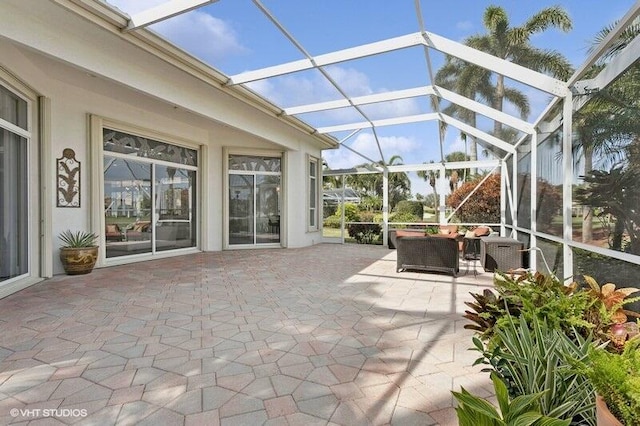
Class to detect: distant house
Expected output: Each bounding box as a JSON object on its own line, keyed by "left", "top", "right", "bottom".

{"left": 0, "top": 0, "right": 337, "bottom": 297}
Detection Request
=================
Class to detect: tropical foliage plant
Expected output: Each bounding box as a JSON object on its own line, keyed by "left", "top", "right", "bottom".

{"left": 453, "top": 372, "right": 571, "bottom": 426}
{"left": 472, "top": 315, "right": 596, "bottom": 425}
{"left": 465, "top": 271, "right": 640, "bottom": 349}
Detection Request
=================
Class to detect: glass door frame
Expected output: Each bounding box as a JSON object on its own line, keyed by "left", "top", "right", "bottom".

{"left": 0, "top": 71, "right": 44, "bottom": 295}
{"left": 91, "top": 116, "right": 202, "bottom": 266}
{"left": 224, "top": 148, "right": 284, "bottom": 249}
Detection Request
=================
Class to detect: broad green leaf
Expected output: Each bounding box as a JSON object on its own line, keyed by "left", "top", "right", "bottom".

{"left": 536, "top": 416, "right": 571, "bottom": 426}
{"left": 510, "top": 412, "right": 542, "bottom": 426}
{"left": 491, "top": 373, "right": 510, "bottom": 417}
{"left": 452, "top": 389, "right": 502, "bottom": 420}
{"left": 507, "top": 392, "right": 546, "bottom": 417}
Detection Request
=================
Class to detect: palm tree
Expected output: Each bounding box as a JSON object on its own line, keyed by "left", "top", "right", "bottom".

{"left": 574, "top": 18, "right": 640, "bottom": 243}
{"left": 435, "top": 5, "right": 573, "bottom": 160}
{"left": 347, "top": 155, "right": 411, "bottom": 211}
{"left": 435, "top": 60, "right": 494, "bottom": 169}
{"left": 379, "top": 155, "right": 411, "bottom": 211}
{"left": 473, "top": 5, "right": 573, "bottom": 135}
{"left": 444, "top": 151, "right": 471, "bottom": 192}
{"left": 417, "top": 162, "right": 439, "bottom": 207}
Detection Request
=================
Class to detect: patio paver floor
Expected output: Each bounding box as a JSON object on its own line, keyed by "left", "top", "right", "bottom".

{"left": 0, "top": 244, "right": 494, "bottom": 425}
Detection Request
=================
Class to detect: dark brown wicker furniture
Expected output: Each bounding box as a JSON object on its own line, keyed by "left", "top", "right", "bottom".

{"left": 480, "top": 236, "right": 524, "bottom": 272}
{"left": 396, "top": 235, "right": 460, "bottom": 276}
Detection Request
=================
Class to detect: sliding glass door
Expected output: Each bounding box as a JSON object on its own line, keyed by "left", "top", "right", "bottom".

{"left": 0, "top": 84, "right": 29, "bottom": 283}
{"left": 103, "top": 128, "right": 198, "bottom": 259}
{"left": 228, "top": 154, "right": 281, "bottom": 247}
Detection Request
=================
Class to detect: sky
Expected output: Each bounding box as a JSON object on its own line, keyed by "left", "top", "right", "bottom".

{"left": 106, "top": 0, "right": 636, "bottom": 196}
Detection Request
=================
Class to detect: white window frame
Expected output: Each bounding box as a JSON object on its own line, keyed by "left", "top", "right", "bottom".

{"left": 308, "top": 155, "right": 319, "bottom": 232}
{"left": 0, "top": 69, "right": 48, "bottom": 298}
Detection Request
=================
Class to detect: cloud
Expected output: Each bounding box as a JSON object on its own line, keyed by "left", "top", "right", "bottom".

{"left": 105, "top": 0, "right": 247, "bottom": 64}
{"left": 323, "top": 133, "right": 418, "bottom": 170}
{"left": 247, "top": 64, "right": 422, "bottom": 130}
{"left": 153, "top": 13, "right": 248, "bottom": 64}
{"left": 456, "top": 20, "right": 474, "bottom": 32}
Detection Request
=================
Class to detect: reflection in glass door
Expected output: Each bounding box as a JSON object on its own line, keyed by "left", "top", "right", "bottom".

{"left": 229, "top": 175, "right": 254, "bottom": 245}
{"left": 0, "top": 84, "right": 29, "bottom": 283}
{"left": 256, "top": 175, "right": 280, "bottom": 244}
{"left": 104, "top": 158, "right": 152, "bottom": 257}
{"left": 155, "top": 166, "right": 197, "bottom": 252}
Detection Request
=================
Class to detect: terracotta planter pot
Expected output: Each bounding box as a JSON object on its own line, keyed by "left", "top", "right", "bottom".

{"left": 596, "top": 394, "right": 623, "bottom": 426}
{"left": 59, "top": 246, "right": 98, "bottom": 275}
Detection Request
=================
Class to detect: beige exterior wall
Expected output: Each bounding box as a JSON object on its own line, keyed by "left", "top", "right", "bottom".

{"left": 0, "top": 0, "right": 330, "bottom": 283}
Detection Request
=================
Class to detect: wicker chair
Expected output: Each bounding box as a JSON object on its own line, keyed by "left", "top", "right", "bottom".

{"left": 396, "top": 235, "right": 460, "bottom": 277}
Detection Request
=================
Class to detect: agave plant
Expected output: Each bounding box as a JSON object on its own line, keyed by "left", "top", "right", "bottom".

{"left": 58, "top": 230, "right": 98, "bottom": 248}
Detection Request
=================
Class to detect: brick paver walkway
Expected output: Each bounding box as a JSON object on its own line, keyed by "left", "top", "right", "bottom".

{"left": 0, "top": 244, "right": 494, "bottom": 425}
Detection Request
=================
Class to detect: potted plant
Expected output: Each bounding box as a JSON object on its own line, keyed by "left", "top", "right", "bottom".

{"left": 582, "top": 337, "right": 640, "bottom": 426}
{"left": 58, "top": 230, "right": 99, "bottom": 275}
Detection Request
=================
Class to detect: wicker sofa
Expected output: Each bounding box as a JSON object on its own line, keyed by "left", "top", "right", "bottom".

{"left": 396, "top": 234, "right": 460, "bottom": 277}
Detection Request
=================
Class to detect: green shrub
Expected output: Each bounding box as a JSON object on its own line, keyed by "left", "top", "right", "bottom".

{"left": 358, "top": 210, "right": 380, "bottom": 223}
{"left": 581, "top": 338, "right": 640, "bottom": 426}
{"left": 388, "top": 211, "right": 421, "bottom": 225}
{"left": 323, "top": 216, "right": 342, "bottom": 229}
{"left": 347, "top": 223, "right": 381, "bottom": 244}
{"left": 493, "top": 272, "right": 595, "bottom": 337}
{"left": 323, "top": 203, "right": 337, "bottom": 218}
{"left": 342, "top": 203, "right": 360, "bottom": 222}
{"left": 359, "top": 195, "right": 382, "bottom": 211}
{"left": 394, "top": 200, "right": 424, "bottom": 218}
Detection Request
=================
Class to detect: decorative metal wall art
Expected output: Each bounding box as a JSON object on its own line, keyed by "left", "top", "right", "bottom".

{"left": 57, "top": 148, "right": 81, "bottom": 207}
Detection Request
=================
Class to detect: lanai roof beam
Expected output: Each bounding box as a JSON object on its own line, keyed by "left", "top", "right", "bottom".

{"left": 229, "top": 31, "right": 567, "bottom": 97}
{"left": 125, "top": 0, "right": 219, "bottom": 31}
{"left": 285, "top": 85, "right": 533, "bottom": 135}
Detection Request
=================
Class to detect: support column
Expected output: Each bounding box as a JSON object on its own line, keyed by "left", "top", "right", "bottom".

{"left": 562, "top": 90, "right": 574, "bottom": 283}
{"left": 383, "top": 168, "right": 389, "bottom": 247}
{"left": 438, "top": 163, "right": 446, "bottom": 224}
{"left": 530, "top": 132, "right": 538, "bottom": 272}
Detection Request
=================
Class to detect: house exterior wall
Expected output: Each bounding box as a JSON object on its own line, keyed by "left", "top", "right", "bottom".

{"left": 0, "top": 0, "right": 330, "bottom": 290}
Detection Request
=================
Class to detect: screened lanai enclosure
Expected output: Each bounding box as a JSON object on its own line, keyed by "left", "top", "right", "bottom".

{"left": 107, "top": 0, "right": 640, "bottom": 285}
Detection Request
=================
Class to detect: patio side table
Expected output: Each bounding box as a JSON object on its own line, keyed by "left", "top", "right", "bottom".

{"left": 480, "top": 237, "right": 524, "bottom": 272}
{"left": 463, "top": 236, "right": 481, "bottom": 276}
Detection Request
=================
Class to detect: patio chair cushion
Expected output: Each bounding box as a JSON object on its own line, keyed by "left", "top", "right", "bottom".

{"left": 105, "top": 224, "right": 123, "bottom": 242}
{"left": 130, "top": 221, "right": 150, "bottom": 232}
{"left": 473, "top": 226, "right": 491, "bottom": 237}
{"left": 438, "top": 225, "right": 459, "bottom": 235}
{"left": 396, "top": 230, "right": 424, "bottom": 238}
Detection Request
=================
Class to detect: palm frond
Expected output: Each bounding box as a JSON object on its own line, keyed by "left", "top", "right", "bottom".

{"left": 523, "top": 6, "right": 572, "bottom": 34}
